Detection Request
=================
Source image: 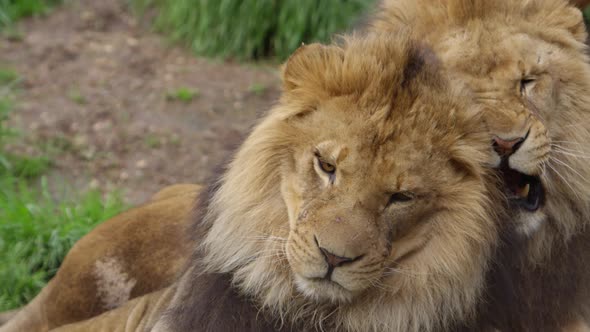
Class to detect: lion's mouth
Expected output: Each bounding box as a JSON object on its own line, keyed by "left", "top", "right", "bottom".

{"left": 499, "top": 166, "right": 544, "bottom": 212}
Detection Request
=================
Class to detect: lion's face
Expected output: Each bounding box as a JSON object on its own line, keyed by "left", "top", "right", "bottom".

{"left": 440, "top": 30, "right": 555, "bottom": 235}
{"left": 435, "top": 11, "right": 590, "bottom": 238}
{"left": 282, "top": 96, "right": 483, "bottom": 303}
{"left": 201, "top": 33, "right": 500, "bottom": 331}
{"left": 372, "top": 0, "right": 590, "bottom": 241}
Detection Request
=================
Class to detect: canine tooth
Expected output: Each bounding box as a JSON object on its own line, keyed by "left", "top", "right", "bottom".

{"left": 521, "top": 183, "right": 530, "bottom": 198}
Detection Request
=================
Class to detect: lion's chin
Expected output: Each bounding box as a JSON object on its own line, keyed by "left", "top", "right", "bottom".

{"left": 294, "top": 274, "right": 356, "bottom": 304}
{"left": 514, "top": 209, "right": 547, "bottom": 237}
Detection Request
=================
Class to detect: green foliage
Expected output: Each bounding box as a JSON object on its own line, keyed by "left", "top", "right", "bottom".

{"left": 67, "top": 88, "right": 86, "bottom": 105}
{"left": 0, "top": 153, "right": 51, "bottom": 178}
{"left": 0, "top": 66, "right": 126, "bottom": 310}
{"left": 144, "top": 133, "right": 162, "bottom": 149}
{"left": 0, "top": 0, "right": 62, "bottom": 28}
{"left": 0, "top": 67, "right": 18, "bottom": 85}
{"left": 248, "top": 83, "right": 267, "bottom": 96}
{"left": 166, "top": 87, "right": 199, "bottom": 102}
{"left": 0, "top": 71, "right": 17, "bottom": 170}
{"left": 0, "top": 177, "right": 125, "bottom": 310}
{"left": 130, "top": 0, "right": 375, "bottom": 60}
{"left": 584, "top": 5, "right": 590, "bottom": 25}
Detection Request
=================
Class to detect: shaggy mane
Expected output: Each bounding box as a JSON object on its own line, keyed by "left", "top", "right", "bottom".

{"left": 159, "top": 32, "right": 500, "bottom": 332}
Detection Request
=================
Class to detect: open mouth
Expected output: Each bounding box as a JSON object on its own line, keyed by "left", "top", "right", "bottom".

{"left": 499, "top": 166, "right": 544, "bottom": 212}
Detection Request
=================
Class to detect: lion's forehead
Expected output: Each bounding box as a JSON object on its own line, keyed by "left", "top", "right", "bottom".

{"left": 315, "top": 133, "right": 448, "bottom": 191}
{"left": 441, "top": 30, "right": 551, "bottom": 80}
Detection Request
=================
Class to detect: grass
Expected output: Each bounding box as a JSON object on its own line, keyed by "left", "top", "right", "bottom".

{"left": 248, "top": 83, "right": 267, "bottom": 96}
{"left": 166, "top": 87, "right": 199, "bottom": 102}
{"left": 0, "top": 0, "right": 62, "bottom": 29}
{"left": 0, "top": 153, "right": 51, "bottom": 178}
{"left": 130, "top": 0, "right": 375, "bottom": 61}
{"left": 67, "top": 88, "right": 86, "bottom": 105}
{"left": 584, "top": 5, "right": 590, "bottom": 26}
{"left": 0, "top": 68, "right": 126, "bottom": 310}
{"left": 144, "top": 133, "right": 162, "bottom": 149}
{"left": 0, "top": 67, "right": 18, "bottom": 84}
{"left": 0, "top": 178, "right": 125, "bottom": 310}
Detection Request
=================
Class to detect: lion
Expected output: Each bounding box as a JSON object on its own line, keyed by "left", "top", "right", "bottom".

{"left": 0, "top": 184, "right": 200, "bottom": 332}
{"left": 371, "top": 0, "right": 590, "bottom": 330}
{"left": 4, "top": 1, "right": 590, "bottom": 331}
{"left": 6, "top": 0, "right": 588, "bottom": 330}
{"left": 50, "top": 32, "right": 505, "bottom": 332}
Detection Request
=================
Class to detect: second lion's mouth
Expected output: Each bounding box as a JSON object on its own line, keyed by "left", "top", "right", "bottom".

{"left": 499, "top": 166, "right": 545, "bottom": 212}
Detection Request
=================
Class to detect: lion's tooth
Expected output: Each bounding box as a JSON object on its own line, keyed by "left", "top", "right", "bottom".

{"left": 521, "top": 183, "right": 530, "bottom": 198}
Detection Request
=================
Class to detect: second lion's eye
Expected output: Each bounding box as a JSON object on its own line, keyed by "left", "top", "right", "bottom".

{"left": 388, "top": 192, "right": 415, "bottom": 205}
{"left": 318, "top": 159, "right": 336, "bottom": 174}
{"left": 520, "top": 77, "right": 536, "bottom": 95}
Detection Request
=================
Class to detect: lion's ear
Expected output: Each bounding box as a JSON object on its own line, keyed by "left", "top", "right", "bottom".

{"left": 542, "top": 5, "right": 587, "bottom": 43}
{"left": 281, "top": 43, "right": 344, "bottom": 95}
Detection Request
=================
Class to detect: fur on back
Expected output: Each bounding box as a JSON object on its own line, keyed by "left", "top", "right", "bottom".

{"left": 158, "top": 32, "right": 502, "bottom": 332}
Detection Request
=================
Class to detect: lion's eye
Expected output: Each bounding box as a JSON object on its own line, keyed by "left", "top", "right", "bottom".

{"left": 520, "top": 78, "right": 536, "bottom": 95}
{"left": 388, "top": 192, "right": 414, "bottom": 205}
{"left": 318, "top": 159, "right": 336, "bottom": 174}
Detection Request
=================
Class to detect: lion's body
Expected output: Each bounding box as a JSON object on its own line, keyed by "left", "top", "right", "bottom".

{"left": 371, "top": 0, "right": 590, "bottom": 330}
{"left": 51, "top": 271, "right": 303, "bottom": 332}
{"left": 0, "top": 184, "right": 200, "bottom": 332}
{"left": 51, "top": 287, "right": 175, "bottom": 332}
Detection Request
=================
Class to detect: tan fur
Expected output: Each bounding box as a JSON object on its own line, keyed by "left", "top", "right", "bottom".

{"left": 371, "top": 0, "right": 590, "bottom": 329}
{"left": 142, "top": 32, "right": 505, "bottom": 332}
{"left": 0, "top": 311, "right": 18, "bottom": 326}
{"left": 50, "top": 288, "right": 175, "bottom": 332}
{"left": 0, "top": 184, "right": 200, "bottom": 332}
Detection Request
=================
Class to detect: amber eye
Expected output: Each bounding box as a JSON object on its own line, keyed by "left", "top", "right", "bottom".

{"left": 520, "top": 78, "right": 536, "bottom": 95}
{"left": 388, "top": 192, "right": 414, "bottom": 205}
{"left": 318, "top": 159, "right": 336, "bottom": 174}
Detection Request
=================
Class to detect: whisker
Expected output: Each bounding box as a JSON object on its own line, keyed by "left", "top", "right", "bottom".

{"left": 551, "top": 144, "right": 590, "bottom": 156}
{"left": 546, "top": 162, "right": 581, "bottom": 200}
{"left": 369, "top": 278, "right": 392, "bottom": 292}
{"left": 549, "top": 156, "right": 588, "bottom": 183}
{"left": 551, "top": 149, "right": 590, "bottom": 160}
{"left": 383, "top": 266, "right": 431, "bottom": 277}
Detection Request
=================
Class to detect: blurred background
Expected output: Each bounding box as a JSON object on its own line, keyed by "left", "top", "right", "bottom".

{"left": 0, "top": 0, "right": 589, "bottom": 315}
{"left": 0, "top": 0, "right": 377, "bottom": 311}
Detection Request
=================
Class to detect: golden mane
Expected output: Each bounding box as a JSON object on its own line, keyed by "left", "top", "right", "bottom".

{"left": 156, "top": 32, "right": 501, "bottom": 332}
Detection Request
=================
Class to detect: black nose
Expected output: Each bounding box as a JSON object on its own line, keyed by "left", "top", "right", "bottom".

{"left": 492, "top": 134, "right": 526, "bottom": 158}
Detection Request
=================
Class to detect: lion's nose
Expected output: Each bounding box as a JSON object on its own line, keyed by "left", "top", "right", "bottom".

{"left": 319, "top": 247, "right": 357, "bottom": 269}
{"left": 492, "top": 133, "right": 526, "bottom": 158}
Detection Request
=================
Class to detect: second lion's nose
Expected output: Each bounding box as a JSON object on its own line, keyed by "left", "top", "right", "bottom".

{"left": 492, "top": 135, "right": 526, "bottom": 157}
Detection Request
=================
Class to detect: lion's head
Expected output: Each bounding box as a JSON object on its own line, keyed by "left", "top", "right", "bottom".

{"left": 184, "top": 33, "right": 502, "bottom": 332}
{"left": 372, "top": 0, "right": 590, "bottom": 258}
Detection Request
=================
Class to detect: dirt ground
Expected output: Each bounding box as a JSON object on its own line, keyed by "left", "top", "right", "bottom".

{"left": 0, "top": 0, "right": 281, "bottom": 204}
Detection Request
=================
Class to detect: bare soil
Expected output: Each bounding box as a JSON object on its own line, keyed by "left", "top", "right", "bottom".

{"left": 0, "top": 0, "right": 281, "bottom": 204}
